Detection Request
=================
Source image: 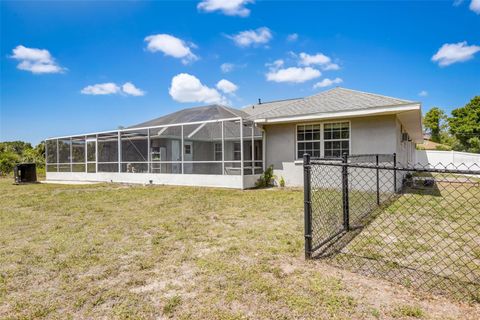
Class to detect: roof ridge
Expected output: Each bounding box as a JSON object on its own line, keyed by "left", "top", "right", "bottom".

{"left": 243, "top": 97, "right": 305, "bottom": 119}
{"left": 329, "top": 87, "right": 418, "bottom": 104}
{"left": 218, "top": 104, "right": 249, "bottom": 118}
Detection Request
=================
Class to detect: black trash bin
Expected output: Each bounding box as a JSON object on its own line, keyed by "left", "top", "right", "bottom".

{"left": 14, "top": 163, "right": 37, "bottom": 184}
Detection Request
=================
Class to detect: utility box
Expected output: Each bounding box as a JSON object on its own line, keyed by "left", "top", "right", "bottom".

{"left": 14, "top": 163, "right": 37, "bottom": 184}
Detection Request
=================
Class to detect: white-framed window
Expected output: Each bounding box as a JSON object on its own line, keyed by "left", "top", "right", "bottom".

{"left": 297, "top": 124, "right": 321, "bottom": 159}
{"left": 214, "top": 143, "right": 222, "bottom": 161}
{"left": 233, "top": 142, "right": 241, "bottom": 160}
{"left": 184, "top": 144, "right": 191, "bottom": 155}
{"left": 324, "top": 122, "right": 349, "bottom": 158}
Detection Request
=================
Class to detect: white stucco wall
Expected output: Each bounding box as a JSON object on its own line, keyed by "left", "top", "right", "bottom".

{"left": 264, "top": 115, "right": 404, "bottom": 187}
{"left": 46, "top": 172, "right": 260, "bottom": 189}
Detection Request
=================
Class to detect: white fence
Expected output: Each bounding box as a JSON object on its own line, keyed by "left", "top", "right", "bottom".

{"left": 415, "top": 150, "right": 480, "bottom": 169}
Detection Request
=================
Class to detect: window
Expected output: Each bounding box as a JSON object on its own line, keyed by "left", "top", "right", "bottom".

{"left": 297, "top": 124, "right": 321, "bottom": 159}
{"left": 184, "top": 144, "right": 191, "bottom": 155}
{"left": 324, "top": 122, "right": 349, "bottom": 157}
{"left": 233, "top": 142, "right": 241, "bottom": 160}
{"left": 214, "top": 143, "right": 222, "bottom": 161}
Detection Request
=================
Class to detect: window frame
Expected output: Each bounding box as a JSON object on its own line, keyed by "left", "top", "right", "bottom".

{"left": 214, "top": 142, "right": 222, "bottom": 161}
{"left": 233, "top": 142, "right": 241, "bottom": 161}
{"left": 295, "top": 120, "right": 351, "bottom": 160}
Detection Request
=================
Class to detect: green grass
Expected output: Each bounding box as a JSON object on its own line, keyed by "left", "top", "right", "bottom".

{"left": 0, "top": 178, "right": 477, "bottom": 319}
{"left": 391, "top": 305, "right": 424, "bottom": 318}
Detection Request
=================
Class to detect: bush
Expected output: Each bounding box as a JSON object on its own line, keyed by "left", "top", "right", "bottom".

{"left": 0, "top": 151, "right": 20, "bottom": 176}
{"left": 255, "top": 165, "right": 276, "bottom": 188}
{"left": 0, "top": 141, "right": 45, "bottom": 175}
{"left": 435, "top": 144, "right": 452, "bottom": 151}
{"left": 279, "top": 176, "right": 285, "bottom": 188}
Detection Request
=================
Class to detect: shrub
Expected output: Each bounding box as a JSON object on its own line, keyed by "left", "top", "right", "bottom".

{"left": 0, "top": 151, "right": 20, "bottom": 176}
{"left": 255, "top": 165, "right": 276, "bottom": 188}
{"left": 279, "top": 176, "right": 285, "bottom": 188}
{"left": 435, "top": 144, "right": 452, "bottom": 151}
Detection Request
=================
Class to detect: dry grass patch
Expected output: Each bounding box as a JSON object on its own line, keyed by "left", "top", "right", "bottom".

{"left": 0, "top": 179, "right": 478, "bottom": 319}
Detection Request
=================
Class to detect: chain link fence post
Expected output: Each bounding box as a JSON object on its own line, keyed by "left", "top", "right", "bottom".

{"left": 303, "top": 153, "right": 312, "bottom": 259}
{"left": 342, "top": 153, "right": 350, "bottom": 231}
{"left": 376, "top": 154, "right": 380, "bottom": 205}
{"left": 393, "top": 153, "right": 397, "bottom": 193}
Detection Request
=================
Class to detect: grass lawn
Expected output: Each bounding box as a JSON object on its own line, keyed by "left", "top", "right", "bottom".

{"left": 0, "top": 178, "right": 479, "bottom": 319}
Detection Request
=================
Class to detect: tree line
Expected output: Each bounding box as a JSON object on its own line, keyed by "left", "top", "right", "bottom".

{"left": 422, "top": 96, "right": 480, "bottom": 153}
{"left": 0, "top": 141, "right": 45, "bottom": 175}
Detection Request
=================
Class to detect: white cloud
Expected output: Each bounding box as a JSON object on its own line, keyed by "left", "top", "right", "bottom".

{"left": 10, "top": 45, "right": 65, "bottom": 74}
{"left": 470, "top": 0, "right": 480, "bottom": 13}
{"left": 81, "top": 83, "right": 120, "bottom": 95}
{"left": 169, "top": 73, "right": 225, "bottom": 104}
{"left": 299, "top": 52, "right": 330, "bottom": 66}
{"left": 287, "top": 33, "right": 298, "bottom": 42}
{"left": 313, "top": 78, "right": 343, "bottom": 89}
{"left": 216, "top": 79, "right": 238, "bottom": 94}
{"left": 144, "top": 34, "right": 198, "bottom": 64}
{"left": 432, "top": 41, "right": 480, "bottom": 66}
{"left": 122, "top": 82, "right": 145, "bottom": 96}
{"left": 228, "top": 27, "right": 272, "bottom": 47}
{"left": 266, "top": 67, "right": 321, "bottom": 83}
{"left": 197, "top": 0, "right": 253, "bottom": 17}
{"left": 266, "top": 59, "right": 284, "bottom": 70}
{"left": 322, "top": 63, "right": 340, "bottom": 71}
{"left": 453, "top": 0, "right": 464, "bottom": 6}
{"left": 81, "top": 82, "right": 145, "bottom": 96}
{"left": 418, "top": 90, "right": 428, "bottom": 97}
{"left": 298, "top": 52, "right": 339, "bottom": 70}
{"left": 221, "top": 63, "right": 234, "bottom": 73}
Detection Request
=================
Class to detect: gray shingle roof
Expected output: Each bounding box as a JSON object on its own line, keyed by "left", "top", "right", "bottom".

{"left": 243, "top": 87, "right": 417, "bottom": 120}
{"left": 129, "top": 87, "right": 416, "bottom": 130}
{"left": 129, "top": 104, "right": 250, "bottom": 129}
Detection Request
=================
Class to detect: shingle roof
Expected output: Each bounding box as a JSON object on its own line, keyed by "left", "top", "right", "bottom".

{"left": 243, "top": 87, "right": 416, "bottom": 120}
{"left": 129, "top": 87, "right": 416, "bottom": 130}
{"left": 242, "top": 97, "right": 303, "bottom": 117}
{"left": 129, "top": 104, "right": 250, "bottom": 128}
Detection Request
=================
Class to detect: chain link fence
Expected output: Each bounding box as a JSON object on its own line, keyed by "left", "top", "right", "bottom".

{"left": 303, "top": 154, "right": 480, "bottom": 301}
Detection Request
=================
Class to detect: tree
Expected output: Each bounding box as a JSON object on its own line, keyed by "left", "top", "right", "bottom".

{"left": 0, "top": 151, "right": 20, "bottom": 175}
{"left": 0, "top": 141, "right": 45, "bottom": 175}
{"left": 423, "top": 107, "right": 447, "bottom": 143}
{"left": 449, "top": 96, "right": 480, "bottom": 152}
{"left": 0, "top": 141, "right": 33, "bottom": 155}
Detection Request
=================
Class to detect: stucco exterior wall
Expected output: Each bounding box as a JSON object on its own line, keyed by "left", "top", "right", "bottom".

{"left": 264, "top": 115, "right": 403, "bottom": 187}
{"left": 46, "top": 171, "right": 260, "bottom": 189}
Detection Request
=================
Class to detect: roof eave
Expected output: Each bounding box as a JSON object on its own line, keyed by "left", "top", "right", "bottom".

{"left": 253, "top": 103, "right": 421, "bottom": 125}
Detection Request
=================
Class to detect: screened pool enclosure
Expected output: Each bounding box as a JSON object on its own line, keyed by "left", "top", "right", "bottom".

{"left": 45, "top": 105, "right": 264, "bottom": 189}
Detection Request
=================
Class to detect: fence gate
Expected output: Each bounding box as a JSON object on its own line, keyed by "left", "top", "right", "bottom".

{"left": 303, "top": 153, "right": 480, "bottom": 301}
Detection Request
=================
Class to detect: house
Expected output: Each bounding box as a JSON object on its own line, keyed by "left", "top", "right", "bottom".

{"left": 45, "top": 87, "right": 422, "bottom": 188}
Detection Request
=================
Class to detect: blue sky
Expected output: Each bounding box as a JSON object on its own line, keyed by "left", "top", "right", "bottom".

{"left": 1, "top": 0, "right": 479, "bottom": 145}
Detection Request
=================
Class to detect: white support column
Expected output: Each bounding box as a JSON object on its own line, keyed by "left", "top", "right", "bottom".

{"left": 118, "top": 131, "right": 121, "bottom": 173}
{"left": 251, "top": 124, "right": 254, "bottom": 175}
{"left": 69, "top": 137, "right": 73, "bottom": 172}
{"left": 147, "top": 129, "right": 151, "bottom": 173}
{"left": 95, "top": 134, "right": 98, "bottom": 173}
{"left": 181, "top": 125, "right": 184, "bottom": 174}
{"left": 221, "top": 121, "right": 225, "bottom": 175}
{"left": 84, "top": 135, "right": 87, "bottom": 173}
{"left": 240, "top": 118, "right": 244, "bottom": 178}
{"left": 56, "top": 139, "right": 59, "bottom": 172}
{"left": 262, "top": 129, "right": 266, "bottom": 171}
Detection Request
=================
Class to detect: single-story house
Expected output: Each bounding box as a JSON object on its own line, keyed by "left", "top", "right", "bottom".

{"left": 45, "top": 87, "right": 422, "bottom": 188}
